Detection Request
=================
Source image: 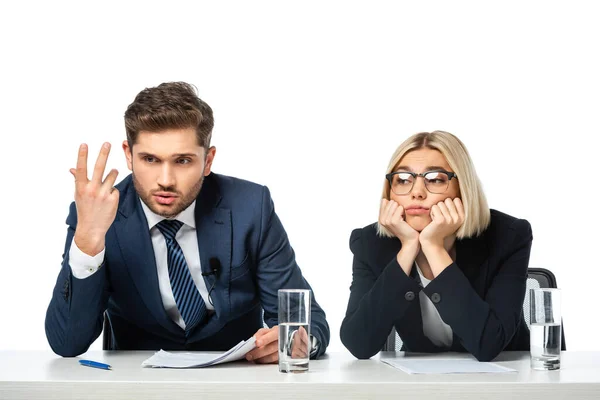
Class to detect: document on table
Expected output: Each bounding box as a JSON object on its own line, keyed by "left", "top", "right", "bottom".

{"left": 381, "top": 358, "right": 516, "bottom": 374}
{"left": 141, "top": 337, "right": 256, "bottom": 368}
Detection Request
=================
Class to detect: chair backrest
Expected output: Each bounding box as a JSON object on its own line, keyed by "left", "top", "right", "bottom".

{"left": 382, "top": 267, "right": 565, "bottom": 351}
{"left": 524, "top": 268, "right": 566, "bottom": 350}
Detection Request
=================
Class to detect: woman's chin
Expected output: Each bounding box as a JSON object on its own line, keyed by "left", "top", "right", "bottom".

{"left": 406, "top": 216, "right": 431, "bottom": 232}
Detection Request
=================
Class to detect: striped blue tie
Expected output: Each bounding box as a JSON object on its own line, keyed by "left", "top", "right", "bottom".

{"left": 156, "top": 219, "right": 207, "bottom": 336}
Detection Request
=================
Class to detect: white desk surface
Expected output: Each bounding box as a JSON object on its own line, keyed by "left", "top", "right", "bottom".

{"left": 1, "top": 350, "right": 599, "bottom": 399}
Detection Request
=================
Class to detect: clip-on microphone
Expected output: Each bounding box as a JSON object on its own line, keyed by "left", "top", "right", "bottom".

{"left": 202, "top": 257, "right": 221, "bottom": 306}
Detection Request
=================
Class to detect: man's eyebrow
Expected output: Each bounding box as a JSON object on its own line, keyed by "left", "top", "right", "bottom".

{"left": 136, "top": 152, "right": 198, "bottom": 158}
{"left": 172, "top": 153, "right": 198, "bottom": 158}
{"left": 137, "top": 152, "right": 157, "bottom": 158}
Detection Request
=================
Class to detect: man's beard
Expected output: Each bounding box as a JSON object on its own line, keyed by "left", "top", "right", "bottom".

{"left": 133, "top": 173, "right": 205, "bottom": 219}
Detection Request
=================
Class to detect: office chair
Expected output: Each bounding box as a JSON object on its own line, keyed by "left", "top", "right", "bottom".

{"left": 524, "top": 268, "right": 566, "bottom": 350}
{"left": 382, "top": 267, "right": 566, "bottom": 351}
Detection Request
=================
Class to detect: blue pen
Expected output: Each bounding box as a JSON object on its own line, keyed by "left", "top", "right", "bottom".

{"left": 79, "top": 359, "right": 112, "bottom": 370}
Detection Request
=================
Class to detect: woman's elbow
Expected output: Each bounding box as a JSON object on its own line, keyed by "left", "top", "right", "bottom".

{"left": 471, "top": 346, "right": 502, "bottom": 362}
{"left": 343, "top": 339, "right": 377, "bottom": 359}
{"left": 340, "top": 325, "right": 378, "bottom": 359}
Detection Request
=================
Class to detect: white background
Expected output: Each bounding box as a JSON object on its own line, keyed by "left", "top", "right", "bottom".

{"left": 1, "top": 1, "right": 599, "bottom": 353}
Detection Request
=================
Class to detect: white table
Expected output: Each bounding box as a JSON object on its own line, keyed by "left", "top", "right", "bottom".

{"left": 1, "top": 350, "right": 599, "bottom": 399}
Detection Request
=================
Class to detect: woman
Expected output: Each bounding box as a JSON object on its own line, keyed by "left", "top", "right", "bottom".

{"left": 340, "top": 131, "right": 532, "bottom": 361}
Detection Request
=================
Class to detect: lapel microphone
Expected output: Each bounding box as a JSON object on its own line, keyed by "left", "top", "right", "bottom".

{"left": 202, "top": 257, "right": 221, "bottom": 277}
{"left": 203, "top": 257, "right": 221, "bottom": 307}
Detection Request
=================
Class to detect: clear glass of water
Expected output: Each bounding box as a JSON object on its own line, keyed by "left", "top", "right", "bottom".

{"left": 530, "top": 288, "right": 561, "bottom": 370}
{"left": 278, "top": 289, "right": 311, "bottom": 373}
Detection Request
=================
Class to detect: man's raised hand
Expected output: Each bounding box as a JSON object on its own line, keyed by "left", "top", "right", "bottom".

{"left": 70, "top": 143, "right": 119, "bottom": 256}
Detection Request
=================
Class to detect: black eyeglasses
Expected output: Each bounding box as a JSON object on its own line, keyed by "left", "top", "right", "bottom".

{"left": 385, "top": 170, "right": 457, "bottom": 195}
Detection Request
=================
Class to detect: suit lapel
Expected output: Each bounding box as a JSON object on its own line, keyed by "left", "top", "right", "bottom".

{"left": 189, "top": 174, "right": 233, "bottom": 341}
{"left": 113, "top": 181, "right": 182, "bottom": 336}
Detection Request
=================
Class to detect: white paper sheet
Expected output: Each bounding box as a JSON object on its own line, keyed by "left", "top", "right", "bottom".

{"left": 141, "top": 337, "right": 256, "bottom": 368}
{"left": 381, "top": 358, "right": 517, "bottom": 374}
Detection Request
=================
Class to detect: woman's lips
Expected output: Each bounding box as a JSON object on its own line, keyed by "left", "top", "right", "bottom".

{"left": 405, "top": 207, "right": 430, "bottom": 215}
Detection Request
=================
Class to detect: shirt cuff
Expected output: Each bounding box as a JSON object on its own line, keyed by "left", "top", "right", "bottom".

{"left": 69, "top": 238, "right": 105, "bottom": 279}
{"left": 309, "top": 334, "right": 319, "bottom": 358}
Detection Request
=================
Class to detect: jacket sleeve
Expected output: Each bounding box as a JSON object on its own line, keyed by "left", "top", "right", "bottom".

{"left": 45, "top": 201, "right": 110, "bottom": 357}
{"left": 424, "top": 219, "right": 533, "bottom": 361}
{"left": 253, "top": 186, "right": 330, "bottom": 359}
{"left": 340, "top": 229, "right": 422, "bottom": 359}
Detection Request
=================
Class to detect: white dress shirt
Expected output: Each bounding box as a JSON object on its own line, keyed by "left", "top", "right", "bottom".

{"left": 69, "top": 199, "right": 213, "bottom": 330}
{"left": 415, "top": 262, "right": 454, "bottom": 348}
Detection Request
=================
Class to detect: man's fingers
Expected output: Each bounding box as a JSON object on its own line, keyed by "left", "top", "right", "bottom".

{"left": 255, "top": 340, "right": 278, "bottom": 358}
{"left": 102, "top": 169, "right": 119, "bottom": 191}
{"left": 253, "top": 327, "right": 270, "bottom": 340}
{"left": 75, "top": 144, "right": 89, "bottom": 184}
{"left": 110, "top": 187, "right": 120, "bottom": 201}
{"left": 290, "top": 328, "right": 309, "bottom": 358}
{"left": 247, "top": 326, "right": 280, "bottom": 362}
{"left": 247, "top": 340, "right": 278, "bottom": 362}
{"left": 255, "top": 326, "right": 278, "bottom": 347}
{"left": 253, "top": 348, "right": 279, "bottom": 364}
{"left": 297, "top": 326, "right": 308, "bottom": 339}
{"left": 291, "top": 346, "right": 308, "bottom": 359}
{"left": 92, "top": 143, "right": 111, "bottom": 184}
{"left": 69, "top": 168, "right": 76, "bottom": 178}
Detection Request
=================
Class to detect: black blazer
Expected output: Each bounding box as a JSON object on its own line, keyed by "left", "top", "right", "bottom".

{"left": 340, "top": 209, "right": 532, "bottom": 361}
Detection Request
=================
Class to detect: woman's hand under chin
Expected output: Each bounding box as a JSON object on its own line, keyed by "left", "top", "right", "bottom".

{"left": 379, "top": 199, "right": 420, "bottom": 245}
{"left": 419, "top": 197, "right": 465, "bottom": 250}
{"left": 380, "top": 199, "right": 422, "bottom": 275}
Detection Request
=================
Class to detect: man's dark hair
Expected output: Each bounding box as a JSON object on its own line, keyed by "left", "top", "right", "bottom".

{"left": 124, "top": 82, "right": 214, "bottom": 147}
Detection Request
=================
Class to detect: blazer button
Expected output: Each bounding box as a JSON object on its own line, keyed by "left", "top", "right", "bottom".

{"left": 404, "top": 291, "right": 415, "bottom": 301}
{"left": 62, "top": 280, "right": 69, "bottom": 300}
{"left": 431, "top": 293, "right": 441, "bottom": 303}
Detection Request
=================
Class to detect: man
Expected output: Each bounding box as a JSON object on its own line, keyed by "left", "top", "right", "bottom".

{"left": 45, "top": 82, "right": 329, "bottom": 362}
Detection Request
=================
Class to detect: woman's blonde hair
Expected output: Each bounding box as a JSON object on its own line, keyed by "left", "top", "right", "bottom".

{"left": 377, "top": 130, "right": 490, "bottom": 239}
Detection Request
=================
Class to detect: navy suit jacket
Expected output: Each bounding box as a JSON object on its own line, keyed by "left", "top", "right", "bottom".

{"left": 340, "top": 209, "right": 532, "bottom": 361}
{"left": 46, "top": 173, "right": 329, "bottom": 357}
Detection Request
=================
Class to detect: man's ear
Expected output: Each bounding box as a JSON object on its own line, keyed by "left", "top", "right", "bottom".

{"left": 203, "top": 146, "right": 216, "bottom": 176}
{"left": 122, "top": 140, "right": 133, "bottom": 171}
